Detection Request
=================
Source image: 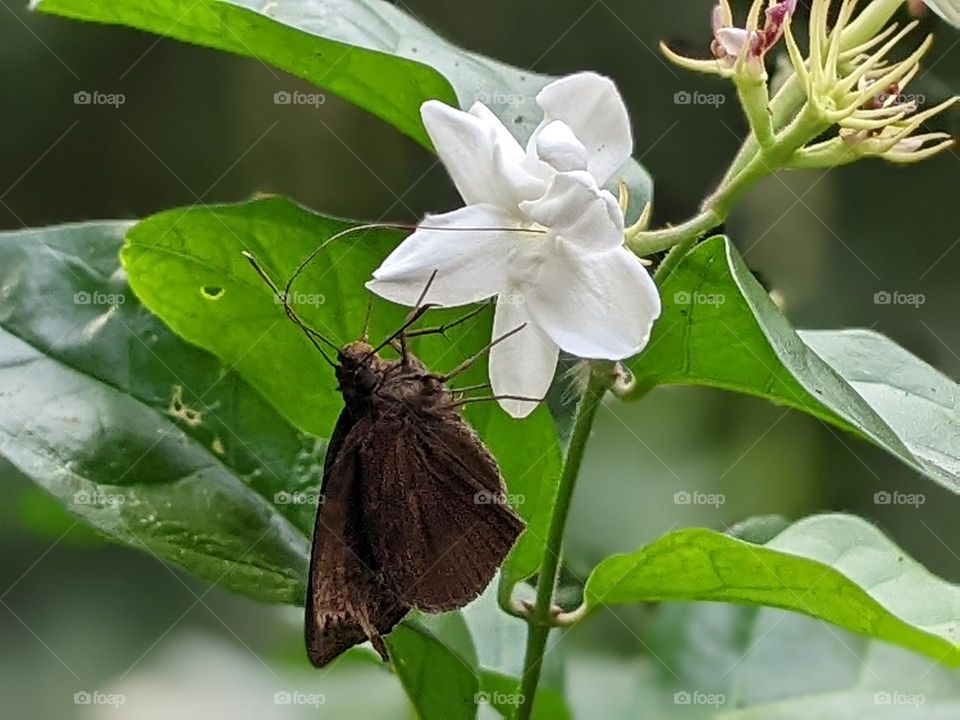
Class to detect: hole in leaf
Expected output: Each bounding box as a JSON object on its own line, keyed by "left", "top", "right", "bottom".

{"left": 201, "top": 285, "right": 224, "bottom": 300}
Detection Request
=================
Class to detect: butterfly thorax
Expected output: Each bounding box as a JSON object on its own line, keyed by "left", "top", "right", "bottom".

{"left": 336, "top": 341, "right": 452, "bottom": 418}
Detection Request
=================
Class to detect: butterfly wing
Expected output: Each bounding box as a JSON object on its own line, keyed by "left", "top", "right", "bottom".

{"left": 305, "top": 410, "right": 408, "bottom": 667}
{"left": 359, "top": 408, "right": 525, "bottom": 612}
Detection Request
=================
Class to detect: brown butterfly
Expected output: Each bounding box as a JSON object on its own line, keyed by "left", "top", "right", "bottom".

{"left": 243, "top": 247, "right": 527, "bottom": 668}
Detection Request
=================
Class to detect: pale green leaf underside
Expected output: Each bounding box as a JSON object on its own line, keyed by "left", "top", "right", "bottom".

{"left": 585, "top": 514, "right": 960, "bottom": 666}
{"left": 633, "top": 236, "right": 959, "bottom": 491}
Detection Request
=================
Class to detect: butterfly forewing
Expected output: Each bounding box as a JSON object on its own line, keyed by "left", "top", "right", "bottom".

{"left": 305, "top": 411, "right": 408, "bottom": 667}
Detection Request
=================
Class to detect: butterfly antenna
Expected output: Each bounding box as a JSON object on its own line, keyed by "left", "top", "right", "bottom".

{"left": 284, "top": 223, "right": 546, "bottom": 299}
{"left": 242, "top": 250, "right": 339, "bottom": 368}
{"left": 360, "top": 295, "right": 374, "bottom": 343}
{"left": 284, "top": 222, "right": 416, "bottom": 299}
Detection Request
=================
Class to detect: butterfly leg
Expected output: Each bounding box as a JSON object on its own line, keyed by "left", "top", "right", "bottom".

{"left": 404, "top": 304, "right": 489, "bottom": 339}
{"left": 396, "top": 269, "right": 439, "bottom": 365}
{"left": 446, "top": 394, "right": 544, "bottom": 410}
{"left": 436, "top": 323, "right": 528, "bottom": 382}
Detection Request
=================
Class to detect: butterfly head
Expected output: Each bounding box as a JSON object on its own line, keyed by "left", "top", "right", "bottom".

{"left": 336, "top": 341, "right": 387, "bottom": 397}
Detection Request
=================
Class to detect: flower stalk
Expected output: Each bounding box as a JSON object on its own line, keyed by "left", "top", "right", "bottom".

{"left": 514, "top": 363, "right": 613, "bottom": 720}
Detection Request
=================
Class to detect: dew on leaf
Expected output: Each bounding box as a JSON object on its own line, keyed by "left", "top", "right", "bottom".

{"left": 201, "top": 285, "right": 225, "bottom": 300}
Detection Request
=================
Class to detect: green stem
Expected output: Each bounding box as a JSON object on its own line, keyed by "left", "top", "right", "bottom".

{"left": 626, "top": 208, "right": 722, "bottom": 256}
{"left": 514, "top": 365, "right": 612, "bottom": 720}
{"left": 652, "top": 234, "right": 696, "bottom": 286}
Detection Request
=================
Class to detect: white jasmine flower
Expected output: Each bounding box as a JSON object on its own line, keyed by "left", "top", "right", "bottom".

{"left": 367, "top": 72, "right": 660, "bottom": 418}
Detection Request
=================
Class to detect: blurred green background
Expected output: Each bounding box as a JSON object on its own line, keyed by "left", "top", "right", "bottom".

{"left": 1, "top": 0, "right": 957, "bottom": 717}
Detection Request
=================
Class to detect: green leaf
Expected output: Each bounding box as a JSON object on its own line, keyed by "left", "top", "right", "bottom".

{"left": 386, "top": 619, "right": 480, "bottom": 720}
{"left": 0, "top": 221, "right": 311, "bottom": 603}
{"left": 32, "top": 0, "right": 652, "bottom": 215}
{"left": 632, "top": 236, "right": 959, "bottom": 491}
{"left": 121, "top": 197, "right": 561, "bottom": 583}
{"left": 583, "top": 513, "right": 960, "bottom": 666}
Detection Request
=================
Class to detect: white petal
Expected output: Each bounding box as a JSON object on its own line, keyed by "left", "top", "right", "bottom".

{"left": 518, "top": 171, "right": 624, "bottom": 251}
{"left": 421, "top": 100, "right": 542, "bottom": 210}
{"left": 525, "top": 240, "right": 661, "bottom": 359}
{"left": 924, "top": 0, "right": 960, "bottom": 27}
{"left": 468, "top": 102, "right": 525, "bottom": 163}
{"left": 488, "top": 298, "right": 559, "bottom": 418}
{"left": 533, "top": 72, "right": 633, "bottom": 186}
{"left": 366, "top": 204, "right": 518, "bottom": 307}
{"left": 533, "top": 120, "right": 589, "bottom": 172}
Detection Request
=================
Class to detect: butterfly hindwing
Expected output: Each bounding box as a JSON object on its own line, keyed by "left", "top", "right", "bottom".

{"left": 359, "top": 407, "right": 524, "bottom": 612}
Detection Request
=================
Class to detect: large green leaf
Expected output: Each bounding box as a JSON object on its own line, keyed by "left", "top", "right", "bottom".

{"left": 121, "top": 197, "right": 561, "bottom": 585}
{"left": 583, "top": 514, "right": 960, "bottom": 666}
{"left": 0, "top": 221, "right": 311, "bottom": 603}
{"left": 32, "top": 0, "right": 652, "bottom": 215}
{"left": 633, "top": 236, "right": 958, "bottom": 490}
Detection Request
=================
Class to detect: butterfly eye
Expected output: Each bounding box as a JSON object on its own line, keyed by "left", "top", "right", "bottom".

{"left": 354, "top": 365, "right": 380, "bottom": 393}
